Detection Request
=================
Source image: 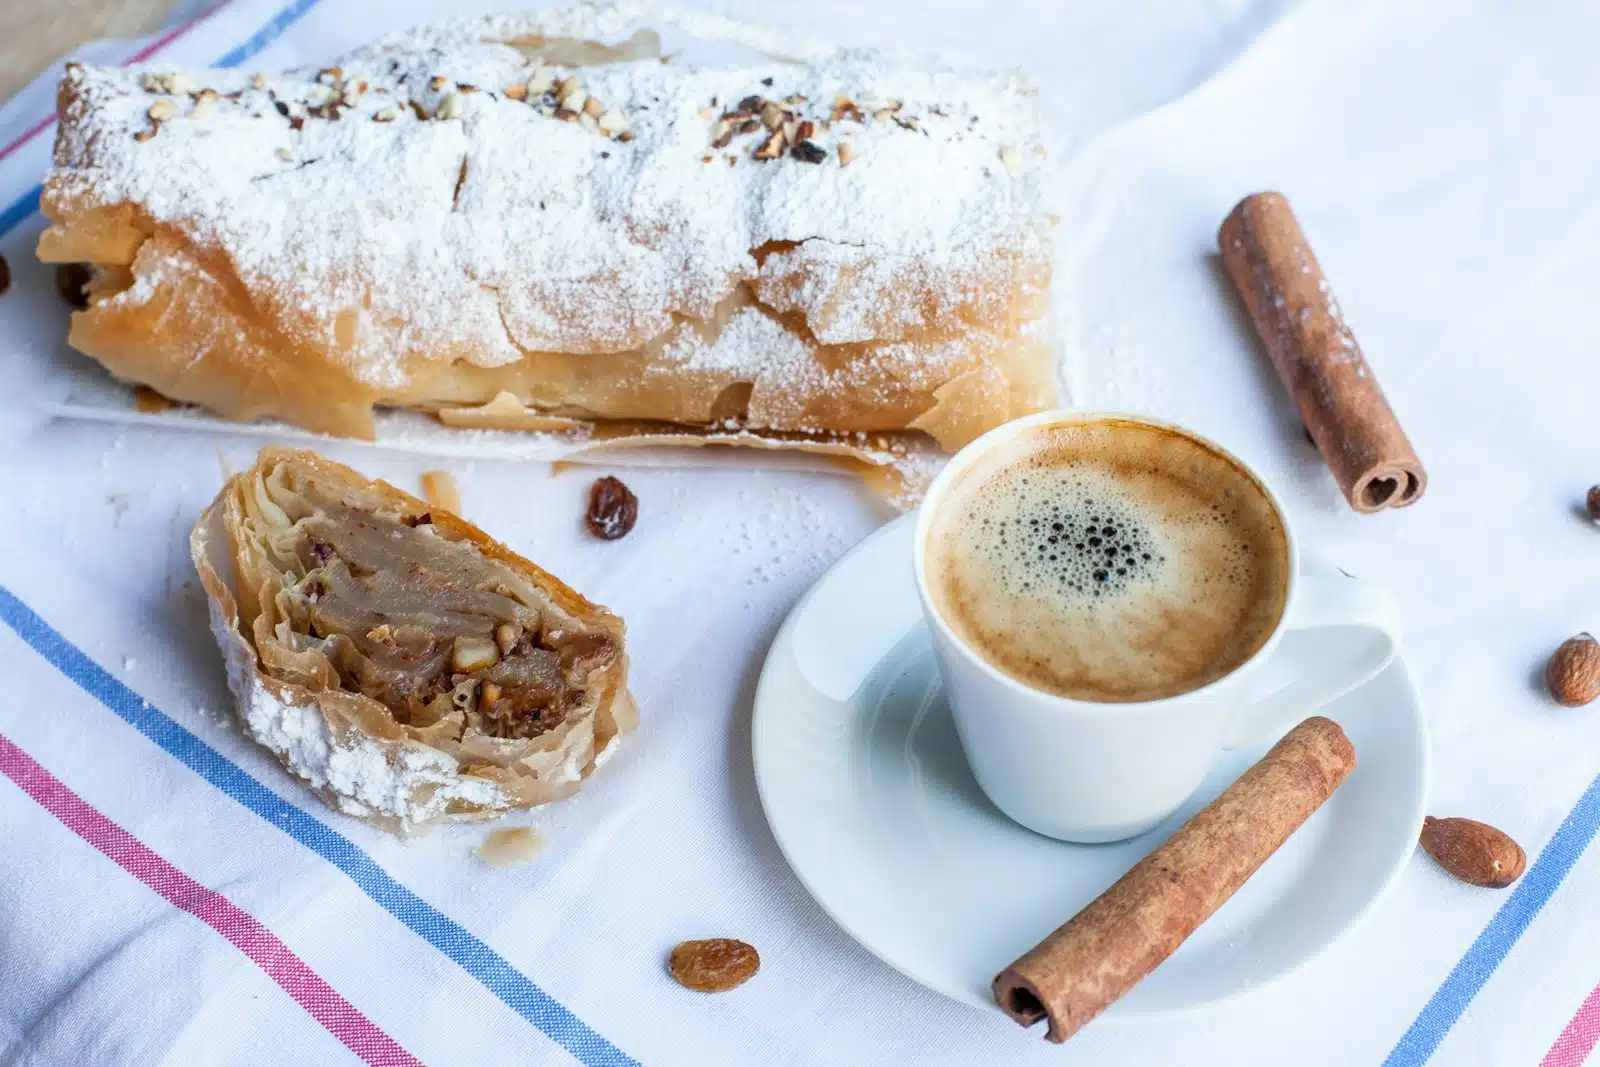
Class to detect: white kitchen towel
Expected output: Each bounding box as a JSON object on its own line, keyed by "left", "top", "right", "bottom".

{"left": 4, "top": 1, "right": 1600, "bottom": 1065}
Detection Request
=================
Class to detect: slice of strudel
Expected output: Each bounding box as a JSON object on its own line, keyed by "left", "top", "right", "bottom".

{"left": 41, "top": 5, "right": 1056, "bottom": 455}
{"left": 192, "top": 447, "right": 634, "bottom": 832}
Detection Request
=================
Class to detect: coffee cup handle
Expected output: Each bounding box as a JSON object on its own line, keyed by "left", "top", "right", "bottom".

{"left": 1222, "top": 570, "right": 1400, "bottom": 750}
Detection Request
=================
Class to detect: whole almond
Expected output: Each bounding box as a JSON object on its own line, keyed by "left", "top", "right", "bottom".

{"left": 1547, "top": 633, "right": 1600, "bottom": 706}
{"left": 1419, "top": 816, "right": 1526, "bottom": 888}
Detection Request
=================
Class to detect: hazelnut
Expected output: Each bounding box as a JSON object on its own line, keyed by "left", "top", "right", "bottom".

{"left": 1547, "top": 633, "right": 1600, "bottom": 706}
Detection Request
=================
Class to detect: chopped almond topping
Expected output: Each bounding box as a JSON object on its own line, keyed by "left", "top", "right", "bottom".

{"left": 753, "top": 130, "right": 785, "bottom": 160}
{"left": 526, "top": 67, "right": 555, "bottom": 96}
{"left": 436, "top": 92, "right": 466, "bottom": 120}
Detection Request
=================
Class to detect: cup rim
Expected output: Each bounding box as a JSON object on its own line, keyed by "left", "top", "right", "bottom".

{"left": 913, "top": 409, "right": 1302, "bottom": 714}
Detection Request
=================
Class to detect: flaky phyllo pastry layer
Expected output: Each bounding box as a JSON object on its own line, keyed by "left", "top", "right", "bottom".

{"left": 192, "top": 447, "right": 634, "bottom": 831}
{"left": 40, "top": 3, "right": 1056, "bottom": 459}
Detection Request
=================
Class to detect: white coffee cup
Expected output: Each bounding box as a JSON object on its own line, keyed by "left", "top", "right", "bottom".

{"left": 913, "top": 411, "right": 1400, "bottom": 843}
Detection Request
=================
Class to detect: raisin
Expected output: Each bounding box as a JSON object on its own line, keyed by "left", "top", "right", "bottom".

{"left": 55, "top": 263, "right": 93, "bottom": 309}
{"left": 586, "top": 476, "right": 638, "bottom": 540}
{"left": 668, "top": 939, "right": 760, "bottom": 992}
{"left": 0, "top": 253, "right": 9, "bottom": 296}
{"left": 789, "top": 140, "right": 827, "bottom": 164}
{"left": 401, "top": 512, "right": 434, "bottom": 527}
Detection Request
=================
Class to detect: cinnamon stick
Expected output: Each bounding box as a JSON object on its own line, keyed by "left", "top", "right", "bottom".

{"left": 1218, "top": 192, "right": 1425, "bottom": 512}
{"left": 993, "top": 716, "right": 1356, "bottom": 1043}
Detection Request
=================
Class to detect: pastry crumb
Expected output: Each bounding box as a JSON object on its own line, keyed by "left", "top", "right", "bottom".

{"left": 477, "top": 826, "right": 544, "bottom": 867}
{"left": 420, "top": 470, "right": 462, "bottom": 515}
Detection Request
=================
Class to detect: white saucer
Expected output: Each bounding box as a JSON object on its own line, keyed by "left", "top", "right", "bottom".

{"left": 752, "top": 515, "right": 1428, "bottom": 1020}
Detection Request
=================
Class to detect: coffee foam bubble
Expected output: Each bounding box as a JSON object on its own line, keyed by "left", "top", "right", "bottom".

{"left": 927, "top": 420, "right": 1289, "bottom": 703}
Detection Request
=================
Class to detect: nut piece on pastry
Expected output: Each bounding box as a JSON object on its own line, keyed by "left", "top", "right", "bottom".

{"left": 190, "top": 447, "right": 635, "bottom": 832}
{"left": 39, "top": 6, "right": 1056, "bottom": 457}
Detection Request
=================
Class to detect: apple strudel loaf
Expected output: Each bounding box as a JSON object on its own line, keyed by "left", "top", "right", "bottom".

{"left": 40, "top": 7, "right": 1056, "bottom": 452}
